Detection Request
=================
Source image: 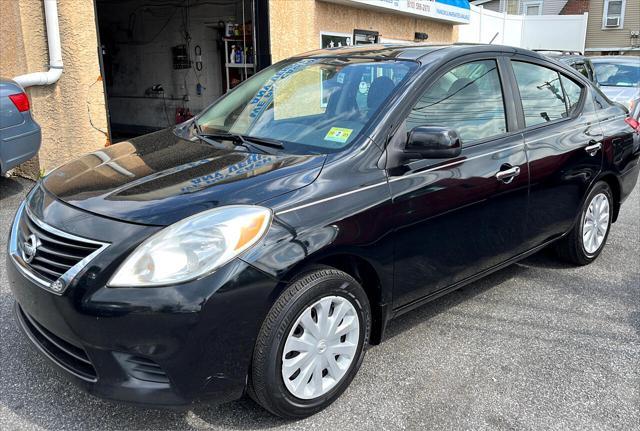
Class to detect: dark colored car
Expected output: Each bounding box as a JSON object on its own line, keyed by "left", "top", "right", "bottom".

{"left": 0, "top": 79, "right": 41, "bottom": 175}
{"left": 7, "top": 44, "right": 639, "bottom": 418}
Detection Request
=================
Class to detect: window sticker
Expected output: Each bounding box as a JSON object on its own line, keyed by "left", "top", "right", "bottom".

{"left": 325, "top": 127, "right": 353, "bottom": 143}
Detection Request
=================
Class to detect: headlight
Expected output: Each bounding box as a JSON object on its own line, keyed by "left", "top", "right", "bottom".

{"left": 108, "top": 205, "right": 272, "bottom": 287}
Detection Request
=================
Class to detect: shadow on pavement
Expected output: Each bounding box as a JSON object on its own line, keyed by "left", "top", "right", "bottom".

{"left": 384, "top": 263, "right": 525, "bottom": 341}
{"left": 0, "top": 176, "right": 27, "bottom": 200}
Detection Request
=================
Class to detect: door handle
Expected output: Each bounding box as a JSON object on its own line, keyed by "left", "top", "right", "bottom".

{"left": 585, "top": 141, "right": 602, "bottom": 156}
{"left": 495, "top": 166, "right": 521, "bottom": 184}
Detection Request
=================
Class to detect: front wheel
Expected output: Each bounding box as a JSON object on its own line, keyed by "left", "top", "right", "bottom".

{"left": 555, "top": 181, "right": 613, "bottom": 265}
{"left": 250, "top": 267, "right": 371, "bottom": 418}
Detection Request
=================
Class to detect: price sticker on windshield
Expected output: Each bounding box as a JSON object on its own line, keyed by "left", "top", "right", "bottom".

{"left": 325, "top": 127, "right": 353, "bottom": 144}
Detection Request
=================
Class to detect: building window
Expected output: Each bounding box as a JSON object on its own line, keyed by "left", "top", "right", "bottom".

{"left": 353, "top": 29, "right": 379, "bottom": 45}
{"left": 602, "top": 0, "right": 625, "bottom": 29}
{"left": 501, "top": 0, "right": 520, "bottom": 14}
{"left": 522, "top": 1, "right": 542, "bottom": 15}
{"left": 320, "top": 32, "right": 352, "bottom": 49}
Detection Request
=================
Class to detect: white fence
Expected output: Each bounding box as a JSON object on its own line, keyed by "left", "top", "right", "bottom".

{"left": 457, "top": 5, "right": 588, "bottom": 53}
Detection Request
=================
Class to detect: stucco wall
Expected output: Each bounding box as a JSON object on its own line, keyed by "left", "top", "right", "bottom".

{"left": 0, "top": 0, "right": 108, "bottom": 176}
{"left": 269, "top": 0, "right": 319, "bottom": 62}
{"left": 269, "top": 0, "right": 457, "bottom": 62}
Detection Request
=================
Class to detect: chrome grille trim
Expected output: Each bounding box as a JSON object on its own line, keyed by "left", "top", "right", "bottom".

{"left": 8, "top": 201, "right": 109, "bottom": 295}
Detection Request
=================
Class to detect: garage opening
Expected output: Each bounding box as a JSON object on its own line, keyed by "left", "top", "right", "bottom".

{"left": 94, "top": 0, "right": 270, "bottom": 142}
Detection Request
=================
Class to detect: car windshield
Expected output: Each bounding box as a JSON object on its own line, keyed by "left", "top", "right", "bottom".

{"left": 593, "top": 61, "right": 640, "bottom": 87}
{"left": 195, "top": 58, "right": 417, "bottom": 154}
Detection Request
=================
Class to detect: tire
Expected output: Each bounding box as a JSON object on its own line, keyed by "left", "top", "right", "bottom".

{"left": 555, "top": 181, "right": 613, "bottom": 265}
{"left": 250, "top": 267, "right": 371, "bottom": 419}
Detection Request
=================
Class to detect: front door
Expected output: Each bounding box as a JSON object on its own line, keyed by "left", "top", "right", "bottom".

{"left": 388, "top": 57, "right": 529, "bottom": 309}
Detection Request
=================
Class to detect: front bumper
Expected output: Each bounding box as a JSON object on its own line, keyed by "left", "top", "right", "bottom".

{"left": 7, "top": 188, "right": 280, "bottom": 407}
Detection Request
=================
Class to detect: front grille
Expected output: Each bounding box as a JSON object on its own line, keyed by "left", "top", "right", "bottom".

{"left": 17, "top": 208, "right": 102, "bottom": 284}
{"left": 122, "top": 355, "right": 171, "bottom": 384}
{"left": 16, "top": 304, "right": 97, "bottom": 381}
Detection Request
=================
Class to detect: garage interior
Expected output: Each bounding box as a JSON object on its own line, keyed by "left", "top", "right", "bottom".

{"left": 95, "top": 0, "right": 264, "bottom": 141}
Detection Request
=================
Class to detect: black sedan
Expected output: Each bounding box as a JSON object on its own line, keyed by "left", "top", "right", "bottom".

{"left": 6, "top": 44, "right": 639, "bottom": 418}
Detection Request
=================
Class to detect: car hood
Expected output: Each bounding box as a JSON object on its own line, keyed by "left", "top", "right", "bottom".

{"left": 599, "top": 86, "right": 639, "bottom": 108}
{"left": 41, "top": 129, "right": 325, "bottom": 225}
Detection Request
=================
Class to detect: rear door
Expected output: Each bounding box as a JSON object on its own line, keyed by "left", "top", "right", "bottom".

{"left": 388, "top": 55, "right": 530, "bottom": 309}
{"left": 507, "top": 57, "right": 604, "bottom": 249}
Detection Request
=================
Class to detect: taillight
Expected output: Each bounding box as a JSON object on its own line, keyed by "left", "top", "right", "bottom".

{"left": 624, "top": 117, "right": 639, "bottom": 132}
{"left": 8, "top": 93, "right": 30, "bottom": 112}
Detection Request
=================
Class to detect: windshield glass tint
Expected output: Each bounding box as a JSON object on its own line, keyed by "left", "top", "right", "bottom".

{"left": 196, "top": 58, "right": 417, "bottom": 153}
{"left": 593, "top": 61, "right": 640, "bottom": 87}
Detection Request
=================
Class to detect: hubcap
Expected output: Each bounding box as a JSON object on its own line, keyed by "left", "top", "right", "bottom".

{"left": 582, "top": 192, "right": 610, "bottom": 255}
{"left": 281, "top": 295, "right": 360, "bottom": 400}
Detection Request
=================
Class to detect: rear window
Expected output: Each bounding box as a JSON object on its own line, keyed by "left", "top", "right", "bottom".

{"left": 593, "top": 61, "right": 640, "bottom": 87}
{"left": 512, "top": 61, "right": 584, "bottom": 127}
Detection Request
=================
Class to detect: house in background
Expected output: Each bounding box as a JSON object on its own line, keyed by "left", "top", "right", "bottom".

{"left": 471, "top": 0, "right": 639, "bottom": 55}
{"left": 470, "top": 0, "right": 570, "bottom": 15}
{"left": 585, "top": 0, "right": 640, "bottom": 55}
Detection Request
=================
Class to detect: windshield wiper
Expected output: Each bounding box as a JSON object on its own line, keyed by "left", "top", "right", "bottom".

{"left": 244, "top": 135, "right": 285, "bottom": 149}
{"left": 195, "top": 133, "right": 229, "bottom": 149}
{"left": 198, "top": 132, "right": 284, "bottom": 154}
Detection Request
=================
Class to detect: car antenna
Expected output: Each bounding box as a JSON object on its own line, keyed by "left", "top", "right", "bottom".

{"left": 489, "top": 32, "right": 499, "bottom": 44}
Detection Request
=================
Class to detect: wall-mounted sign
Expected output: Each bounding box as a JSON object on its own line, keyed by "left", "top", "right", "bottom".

{"left": 325, "top": 0, "right": 471, "bottom": 25}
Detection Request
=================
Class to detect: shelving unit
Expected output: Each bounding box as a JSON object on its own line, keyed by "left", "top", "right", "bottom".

{"left": 223, "top": 37, "right": 255, "bottom": 91}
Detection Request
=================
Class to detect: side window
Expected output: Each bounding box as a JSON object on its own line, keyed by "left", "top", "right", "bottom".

{"left": 560, "top": 75, "right": 583, "bottom": 114}
{"left": 407, "top": 59, "right": 507, "bottom": 142}
{"left": 512, "top": 61, "right": 568, "bottom": 127}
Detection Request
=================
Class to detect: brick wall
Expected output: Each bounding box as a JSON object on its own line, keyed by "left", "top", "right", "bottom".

{"left": 560, "top": 0, "right": 589, "bottom": 15}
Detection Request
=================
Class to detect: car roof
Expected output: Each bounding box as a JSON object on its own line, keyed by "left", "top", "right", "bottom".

{"left": 297, "top": 43, "right": 542, "bottom": 64}
{"left": 555, "top": 55, "right": 590, "bottom": 63}
{"left": 590, "top": 56, "right": 640, "bottom": 65}
{"left": 534, "top": 50, "right": 583, "bottom": 57}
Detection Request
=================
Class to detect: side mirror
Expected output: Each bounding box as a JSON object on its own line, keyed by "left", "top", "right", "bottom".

{"left": 404, "top": 126, "right": 462, "bottom": 160}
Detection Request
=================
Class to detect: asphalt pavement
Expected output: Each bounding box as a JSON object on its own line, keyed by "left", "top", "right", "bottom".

{"left": 1, "top": 175, "right": 638, "bottom": 430}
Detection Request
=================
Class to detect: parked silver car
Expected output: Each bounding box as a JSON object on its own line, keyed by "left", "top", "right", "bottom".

{"left": 590, "top": 56, "right": 640, "bottom": 111}
{"left": 0, "top": 79, "right": 41, "bottom": 175}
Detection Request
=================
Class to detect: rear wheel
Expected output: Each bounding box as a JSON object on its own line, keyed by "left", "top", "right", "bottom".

{"left": 555, "top": 181, "right": 613, "bottom": 265}
{"left": 250, "top": 267, "right": 370, "bottom": 418}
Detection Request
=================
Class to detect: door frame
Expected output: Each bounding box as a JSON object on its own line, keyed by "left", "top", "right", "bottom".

{"left": 91, "top": 0, "right": 113, "bottom": 143}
